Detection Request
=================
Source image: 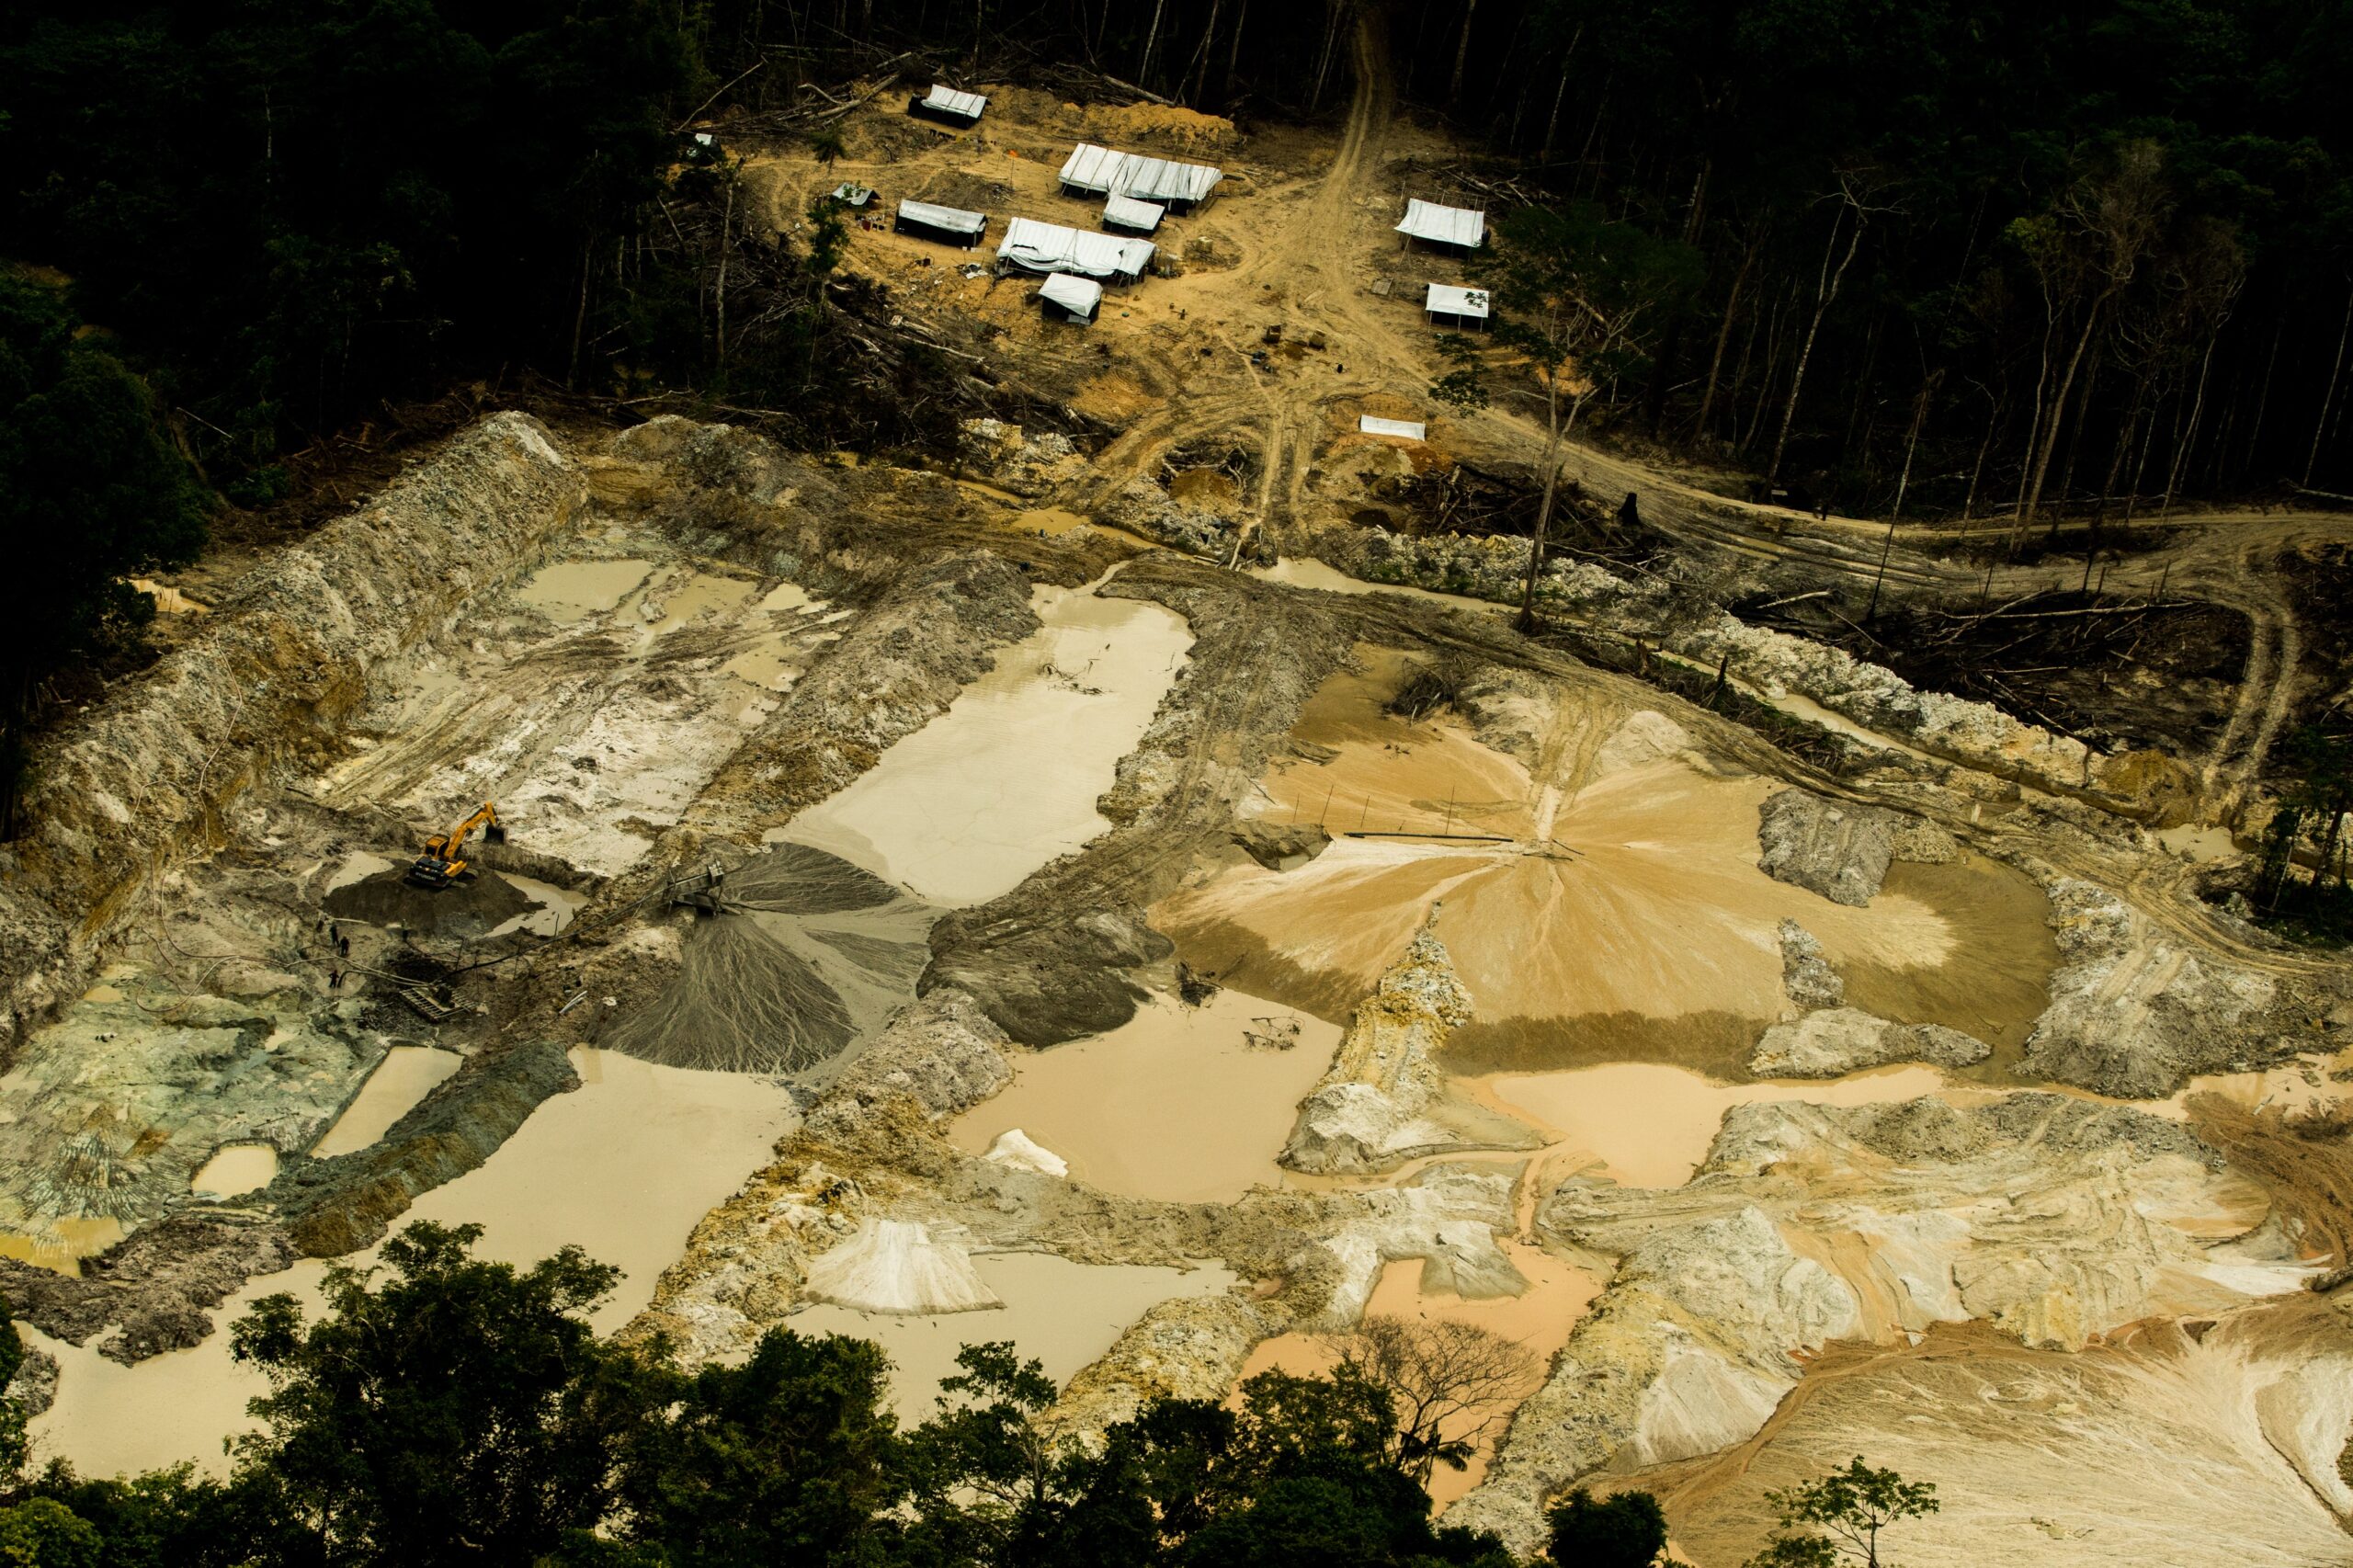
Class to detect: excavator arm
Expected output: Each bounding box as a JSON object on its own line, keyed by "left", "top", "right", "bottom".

{"left": 406, "top": 801, "right": 506, "bottom": 889}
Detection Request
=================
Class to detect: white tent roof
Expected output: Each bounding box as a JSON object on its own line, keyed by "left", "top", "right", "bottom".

{"left": 1058, "top": 142, "right": 1222, "bottom": 205}
{"left": 1103, "top": 193, "right": 1165, "bottom": 232}
{"left": 1039, "top": 274, "right": 1104, "bottom": 319}
{"left": 921, "top": 84, "right": 987, "bottom": 119}
{"left": 997, "top": 216, "right": 1155, "bottom": 280}
{"left": 1358, "top": 415, "right": 1427, "bottom": 440}
{"left": 1425, "top": 283, "right": 1493, "bottom": 320}
{"left": 1397, "top": 199, "right": 1487, "bottom": 247}
{"left": 897, "top": 199, "right": 988, "bottom": 236}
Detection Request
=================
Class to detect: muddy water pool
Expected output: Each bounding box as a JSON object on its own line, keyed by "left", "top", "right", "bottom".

{"left": 27, "top": 1050, "right": 796, "bottom": 1479}
{"left": 516, "top": 558, "right": 654, "bottom": 620}
{"left": 791, "top": 1253, "right": 1238, "bottom": 1425}
{"left": 776, "top": 577, "right": 1192, "bottom": 905}
{"left": 948, "top": 990, "right": 1337, "bottom": 1202}
{"left": 309, "top": 1045, "right": 464, "bottom": 1157}
{"left": 188, "top": 1143, "right": 279, "bottom": 1198}
{"left": 1471, "top": 1062, "right": 1951, "bottom": 1189}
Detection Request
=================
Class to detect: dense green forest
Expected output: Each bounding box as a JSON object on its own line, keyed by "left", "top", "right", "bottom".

{"left": 0, "top": 1221, "right": 1832, "bottom": 1567}
{"left": 1396, "top": 0, "right": 2353, "bottom": 516}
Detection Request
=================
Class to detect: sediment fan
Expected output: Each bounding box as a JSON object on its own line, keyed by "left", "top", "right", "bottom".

{"left": 602, "top": 844, "right": 938, "bottom": 1076}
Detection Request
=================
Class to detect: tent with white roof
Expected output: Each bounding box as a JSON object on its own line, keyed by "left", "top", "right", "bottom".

{"left": 1397, "top": 199, "right": 1487, "bottom": 251}
{"left": 996, "top": 216, "right": 1155, "bottom": 284}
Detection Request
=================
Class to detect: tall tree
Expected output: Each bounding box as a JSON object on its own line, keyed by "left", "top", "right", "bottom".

{"left": 0, "top": 278, "right": 207, "bottom": 839}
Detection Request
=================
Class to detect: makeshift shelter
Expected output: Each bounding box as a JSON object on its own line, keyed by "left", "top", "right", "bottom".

{"left": 831, "top": 184, "right": 876, "bottom": 209}
{"left": 909, "top": 84, "right": 987, "bottom": 126}
{"left": 895, "top": 199, "right": 989, "bottom": 249}
{"left": 1057, "top": 142, "right": 1223, "bottom": 213}
{"left": 1424, "top": 283, "right": 1493, "bottom": 330}
{"left": 1039, "top": 273, "right": 1104, "bottom": 324}
{"left": 1102, "top": 193, "right": 1165, "bottom": 234}
{"left": 1358, "top": 415, "right": 1427, "bottom": 440}
{"left": 996, "top": 217, "right": 1155, "bottom": 285}
{"left": 1396, "top": 199, "right": 1487, "bottom": 252}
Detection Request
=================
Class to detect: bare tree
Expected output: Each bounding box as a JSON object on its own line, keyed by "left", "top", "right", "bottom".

{"left": 1449, "top": 0, "right": 1478, "bottom": 105}
{"left": 2008, "top": 141, "right": 2171, "bottom": 526}
{"left": 1767, "top": 168, "right": 1897, "bottom": 483}
{"left": 1432, "top": 204, "right": 1696, "bottom": 631}
{"left": 1321, "top": 1315, "right": 1537, "bottom": 1485}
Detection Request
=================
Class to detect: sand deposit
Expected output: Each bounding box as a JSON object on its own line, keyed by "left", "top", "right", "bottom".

{"left": 1156, "top": 656, "right": 2049, "bottom": 1074}
{"left": 309, "top": 1046, "right": 464, "bottom": 1157}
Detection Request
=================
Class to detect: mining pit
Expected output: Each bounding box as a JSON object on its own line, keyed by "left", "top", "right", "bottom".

{"left": 3, "top": 64, "right": 2351, "bottom": 1568}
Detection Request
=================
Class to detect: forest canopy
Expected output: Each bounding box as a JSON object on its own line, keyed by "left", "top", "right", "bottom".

{"left": 1391, "top": 0, "right": 2353, "bottom": 515}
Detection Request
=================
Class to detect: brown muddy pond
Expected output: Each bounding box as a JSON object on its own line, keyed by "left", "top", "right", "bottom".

{"left": 948, "top": 990, "right": 1337, "bottom": 1203}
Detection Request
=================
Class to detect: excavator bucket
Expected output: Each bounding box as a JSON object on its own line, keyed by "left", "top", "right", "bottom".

{"left": 485, "top": 822, "right": 507, "bottom": 845}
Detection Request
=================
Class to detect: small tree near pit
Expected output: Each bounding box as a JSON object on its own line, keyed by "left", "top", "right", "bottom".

{"left": 1434, "top": 205, "right": 1698, "bottom": 632}
{"left": 1546, "top": 1485, "right": 1667, "bottom": 1566}
{"left": 1745, "top": 1456, "right": 1938, "bottom": 1568}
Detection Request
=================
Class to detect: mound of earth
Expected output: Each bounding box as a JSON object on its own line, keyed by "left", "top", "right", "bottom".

{"left": 601, "top": 844, "right": 938, "bottom": 1076}
{"left": 324, "top": 865, "right": 538, "bottom": 938}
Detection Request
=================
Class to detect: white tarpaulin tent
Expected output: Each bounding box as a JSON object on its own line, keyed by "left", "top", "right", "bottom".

{"left": 1397, "top": 199, "right": 1487, "bottom": 249}
{"left": 1057, "top": 143, "right": 1223, "bottom": 210}
{"left": 915, "top": 84, "right": 987, "bottom": 122}
{"left": 895, "top": 199, "right": 989, "bottom": 246}
{"left": 1358, "top": 415, "right": 1427, "bottom": 440}
{"left": 1102, "top": 193, "right": 1165, "bottom": 233}
{"left": 1039, "top": 273, "right": 1104, "bottom": 323}
{"left": 1425, "top": 283, "right": 1493, "bottom": 325}
{"left": 997, "top": 217, "right": 1155, "bottom": 283}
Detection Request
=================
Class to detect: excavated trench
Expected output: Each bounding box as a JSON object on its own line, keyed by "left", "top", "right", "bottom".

{"left": 2, "top": 392, "right": 2344, "bottom": 1566}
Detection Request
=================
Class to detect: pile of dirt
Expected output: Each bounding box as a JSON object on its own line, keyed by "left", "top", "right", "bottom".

{"left": 2020, "top": 878, "right": 2289, "bottom": 1096}
{"left": 1755, "top": 787, "right": 1898, "bottom": 907}
{"left": 323, "top": 867, "right": 538, "bottom": 939}
{"left": 1280, "top": 915, "right": 1540, "bottom": 1174}
{"left": 602, "top": 846, "right": 937, "bottom": 1077}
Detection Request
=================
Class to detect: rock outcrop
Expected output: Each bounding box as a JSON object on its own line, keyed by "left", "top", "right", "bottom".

{"left": 1756, "top": 788, "right": 1898, "bottom": 906}
{"left": 1749, "top": 1007, "right": 1990, "bottom": 1077}
{"left": 1449, "top": 1093, "right": 2308, "bottom": 1554}
{"left": 1777, "top": 919, "right": 1845, "bottom": 1012}
{"left": 2021, "top": 879, "right": 2282, "bottom": 1097}
{"left": 1279, "top": 916, "right": 1540, "bottom": 1174}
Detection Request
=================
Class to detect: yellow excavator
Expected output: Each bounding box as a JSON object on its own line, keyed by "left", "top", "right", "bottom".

{"left": 406, "top": 802, "right": 506, "bottom": 889}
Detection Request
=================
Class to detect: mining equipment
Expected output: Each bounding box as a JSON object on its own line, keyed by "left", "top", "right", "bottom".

{"left": 406, "top": 802, "right": 506, "bottom": 889}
